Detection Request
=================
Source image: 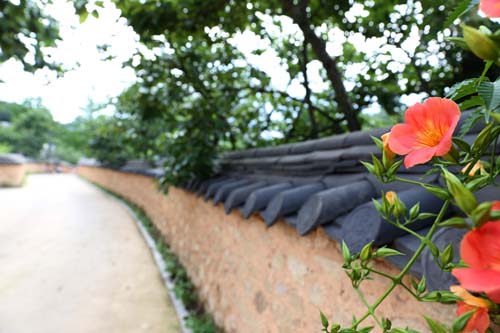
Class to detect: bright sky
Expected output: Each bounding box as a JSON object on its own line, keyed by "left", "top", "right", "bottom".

{"left": 0, "top": 0, "right": 138, "bottom": 123}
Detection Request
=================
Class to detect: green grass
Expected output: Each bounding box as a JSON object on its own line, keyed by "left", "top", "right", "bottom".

{"left": 87, "top": 179, "right": 221, "bottom": 333}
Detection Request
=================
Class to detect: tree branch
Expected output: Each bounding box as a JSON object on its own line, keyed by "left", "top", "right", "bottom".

{"left": 280, "top": 0, "right": 361, "bottom": 131}
{"left": 301, "top": 39, "right": 318, "bottom": 138}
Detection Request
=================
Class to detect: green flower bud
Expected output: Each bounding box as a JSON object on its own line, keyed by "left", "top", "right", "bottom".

{"left": 385, "top": 191, "right": 406, "bottom": 218}
{"left": 462, "top": 25, "right": 499, "bottom": 61}
{"left": 442, "top": 169, "right": 478, "bottom": 215}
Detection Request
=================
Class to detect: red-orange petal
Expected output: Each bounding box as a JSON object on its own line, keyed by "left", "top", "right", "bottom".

{"left": 388, "top": 123, "right": 417, "bottom": 155}
{"left": 481, "top": 0, "right": 500, "bottom": 18}
{"left": 460, "top": 221, "right": 500, "bottom": 269}
{"left": 403, "top": 147, "right": 437, "bottom": 168}
{"left": 457, "top": 302, "right": 490, "bottom": 333}
{"left": 434, "top": 125, "right": 455, "bottom": 156}
{"left": 405, "top": 97, "right": 460, "bottom": 135}
{"left": 452, "top": 268, "right": 500, "bottom": 303}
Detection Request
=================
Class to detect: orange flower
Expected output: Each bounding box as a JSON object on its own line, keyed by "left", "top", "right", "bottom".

{"left": 453, "top": 202, "right": 500, "bottom": 304}
{"left": 388, "top": 98, "right": 461, "bottom": 168}
{"left": 481, "top": 0, "right": 500, "bottom": 18}
{"left": 450, "top": 286, "right": 491, "bottom": 333}
{"left": 381, "top": 132, "right": 396, "bottom": 160}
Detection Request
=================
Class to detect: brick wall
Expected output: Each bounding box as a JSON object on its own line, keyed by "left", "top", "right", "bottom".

{"left": 77, "top": 166, "right": 454, "bottom": 333}
{"left": 0, "top": 164, "right": 25, "bottom": 187}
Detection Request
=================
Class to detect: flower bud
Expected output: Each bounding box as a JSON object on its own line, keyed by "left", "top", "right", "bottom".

{"left": 461, "top": 161, "right": 486, "bottom": 176}
{"left": 462, "top": 24, "right": 500, "bottom": 61}
{"left": 381, "top": 132, "right": 395, "bottom": 164}
{"left": 385, "top": 191, "right": 407, "bottom": 218}
{"left": 385, "top": 191, "right": 397, "bottom": 205}
{"left": 442, "top": 169, "right": 478, "bottom": 215}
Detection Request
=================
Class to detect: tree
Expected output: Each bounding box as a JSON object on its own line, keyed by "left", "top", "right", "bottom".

{"left": 111, "top": 0, "right": 490, "bottom": 132}
{"left": 0, "top": 101, "right": 56, "bottom": 157}
{"left": 0, "top": 0, "right": 61, "bottom": 72}
{"left": 77, "top": 0, "right": 494, "bottom": 185}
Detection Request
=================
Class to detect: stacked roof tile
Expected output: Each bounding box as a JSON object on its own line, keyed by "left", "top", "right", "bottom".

{"left": 0, "top": 153, "right": 26, "bottom": 165}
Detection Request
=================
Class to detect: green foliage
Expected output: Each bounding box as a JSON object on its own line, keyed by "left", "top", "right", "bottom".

{"left": 0, "top": 143, "right": 12, "bottom": 153}
{"left": 444, "top": 0, "right": 480, "bottom": 28}
{"left": 478, "top": 78, "right": 500, "bottom": 110}
{"left": 86, "top": 0, "right": 495, "bottom": 187}
{"left": 0, "top": 100, "right": 56, "bottom": 157}
{"left": 0, "top": 0, "right": 61, "bottom": 72}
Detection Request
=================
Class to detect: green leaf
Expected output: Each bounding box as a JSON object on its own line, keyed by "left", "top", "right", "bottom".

{"left": 79, "top": 9, "right": 89, "bottom": 23}
{"left": 471, "top": 122, "right": 495, "bottom": 154}
{"left": 440, "top": 243, "right": 454, "bottom": 266}
{"left": 442, "top": 168, "right": 478, "bottom": 215}
{"left": 417, "top": 276, "right": 427, "bottom": 294}
{"left": 425, "top": 240, "right": 440, "bottom": 259}
{"left": 452, "top": 310, "right": 475, "bottom": 332}
{"left": 491, "top": 111, "right": 500, "bottom": 123}
{"left": 357, "top": 326, "right": 374, "bottom": 333}
{"left": 446, "top": 78, "right": 477, "bottom": 101}
{"left": 422, "top": 291, "right": 461, "bottom": 303}
{"left": 459, "top": 95, "right": 484, "bottom": 110}
{"left": 361, "top": 161, "right": 375, "bottom": 175}
{"left": 341, "top": 241, "right": 351, "bottom": 263}
{"left": 452, "top": 137, "right": 471, "bottom": 153}
{"left": 459, "top": 110, "right": 483, "bottom": 137}
{"left": 424, "top": 315, "right": 448, "bottom": 333}
{"left": 375, "top": 247, "right": 403, "bottom": 258}
{"left": 371, "top": 136, "right": 383, "bottom": 149}
{"left": 444, "top": 0, "right": 479, "bottom": 27}
{"left": 386, "top": 159, "right": 403, "bottom": 178}
{"left": 470, "top": 201, "right": 494, "bottom": 227}
{"left": 465, "top": 175, "right": 490, "bottom": 191}
{"left": 417, "top": 212, "right": 437, "bottom": 220}
{"left": 409, "top": 202, "right": 420, "bottom": 220}
{"left": 421, "top": 184, "right": 450, "bottom": 200}
{"left": 478, "top": 78, "right": 500, "bottom": 110}
{"left": 360, "top": 242, "right": 373, "bottom": 262}
{"left": 438, "top": 217, "right": 469, "bottom": 228}
{"left": 445, "top": 37, "right": 470, "bottom": 50}
{"left": 320, "top": 311, "right": 329, "bottom": 328}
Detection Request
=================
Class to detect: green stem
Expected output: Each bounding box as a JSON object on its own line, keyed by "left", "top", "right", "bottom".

{"left": 368, "top": 265, "right": 421, "bottom": 299}
{"left": 490, "top": 135, "right": 498, "bottom": 176}
{"left": 351, "top": 201, "right": 450, "bottom": 329}
{"left": 354, "top": 287, "right": 383, "bottom": 328}
{"left": 394, "top": 223, "right": 425, "bottom": 240}
{"left": 367, "top": 267, "right": 396, "bottom": 281}
{"left": 398, "top": 281, "right": 421, "bottom": 299}
{"left": 478, "top": 60, "right": 494, "bottom": 86}
{"left": 393, "top": 176, "right": 423, "bottom": 186}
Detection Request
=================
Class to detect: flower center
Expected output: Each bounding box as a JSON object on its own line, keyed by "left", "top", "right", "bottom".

{"left": 416, "top": 127, "right": 443, "bottom": 147}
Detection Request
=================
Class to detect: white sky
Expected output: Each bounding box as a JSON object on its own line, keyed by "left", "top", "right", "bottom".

{"left": 0, "top": 0, "right": 138, "bottom": 123}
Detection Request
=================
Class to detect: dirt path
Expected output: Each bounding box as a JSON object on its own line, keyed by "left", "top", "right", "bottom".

{"left": 0, "top": 174, "right": 181, "bottom": 333}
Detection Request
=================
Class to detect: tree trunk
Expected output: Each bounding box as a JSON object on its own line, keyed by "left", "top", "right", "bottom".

{"left": 301, "top": 40, "right": 318, "bottom": 139}
{"left": 280, "top": 0, "right": 361, "bottom": 131}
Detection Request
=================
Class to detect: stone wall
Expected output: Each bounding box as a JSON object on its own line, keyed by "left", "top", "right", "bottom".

{"left": 25, "top": 163, "right": 51, "bottom": 174}
{"left": 0, "top": 164, "right": 25, "bottom": 187}
{"left": 77, "top": 166, "right": 455, "bottom": 333}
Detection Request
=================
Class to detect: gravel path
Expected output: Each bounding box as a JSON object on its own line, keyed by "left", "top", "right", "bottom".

{"left": 0, "top": 174, "right": 181, "bottom": 333}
